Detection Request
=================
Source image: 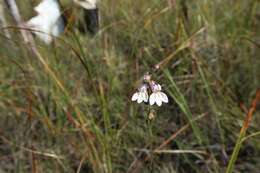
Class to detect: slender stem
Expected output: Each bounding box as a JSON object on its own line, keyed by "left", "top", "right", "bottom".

{"left": 226, "top": 89, "right": 260, "bottom": 173}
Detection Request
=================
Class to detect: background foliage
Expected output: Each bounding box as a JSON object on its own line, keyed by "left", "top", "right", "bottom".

{"left": 0, "top": 0, "right": 259, "bottom": 172}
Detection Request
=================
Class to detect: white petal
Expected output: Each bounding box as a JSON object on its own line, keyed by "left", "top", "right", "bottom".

{"left": 140, "top": 92, "right": 145, "bottom": 99}
{"left": 143, "top": 92, "right": 149, "bottom": 102}
{"left": 149, "top": 93, "right": 156, "bottom": 105}
{"left": 139, "top": 93, "right": 145, "bottom": 103}
{"left": 160, "top": 92, "right": 168, "bottom": 103}
{"left": 155, "top": 93, "right": 162, "bottom": 106}
{"left": 157, "top": 84, "right": 162, "bottom": 91}
{"left": 137, "top": 93, "right": 143, "bottom": 103}
{"left": 131, "top": 92, "right": 139, "bottom": 101}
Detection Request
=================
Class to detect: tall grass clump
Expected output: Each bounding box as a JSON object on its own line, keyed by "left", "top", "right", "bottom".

{"left": 0, "top": 0, "right": 259, "bottom": 172}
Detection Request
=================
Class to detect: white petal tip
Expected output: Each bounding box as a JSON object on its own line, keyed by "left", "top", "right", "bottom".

{"left": 131, "top": 93, "right": 138, "bottom": 101}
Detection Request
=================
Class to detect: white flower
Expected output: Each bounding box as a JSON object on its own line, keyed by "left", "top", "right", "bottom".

{"left": 149, "top": 82, "right": 168, "bottom": 106}
{"left": 26, "top": 0, "right": 64, "bottom": 44}
{"left": 131, "top": 84, "right": 149, "bottom": 103}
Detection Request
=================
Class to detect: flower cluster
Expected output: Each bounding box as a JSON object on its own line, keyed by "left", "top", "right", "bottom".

{"left": 131, "top": 75, "right": 168, "bottom": 106}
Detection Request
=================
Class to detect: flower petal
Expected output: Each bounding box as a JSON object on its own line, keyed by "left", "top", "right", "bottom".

{"left": 157, "top": 84, "right": 162, "bottom": 91}
{"left": 155, "top": 93, "right": 162, "bottom": 106}
{"left": 160, "top": 92, "right": 168, "bottom": 103}
{"left": 149, "top": 93, "right": 156, "bottom": 105}
{"left": 131, "top": 92, "right": 139, "bottom": 101}
{"left": 140, "top": 92, "right": 145, "bottom": 102}
{"left": 137, "top": 93, "right": 143, "bottom": 103}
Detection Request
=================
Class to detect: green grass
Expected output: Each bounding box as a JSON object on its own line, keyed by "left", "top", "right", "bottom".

{"left": 0, "top": 0, "right": 260, "bottom": 172}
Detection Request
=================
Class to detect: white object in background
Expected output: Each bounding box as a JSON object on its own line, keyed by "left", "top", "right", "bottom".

{"left": 73, "top": 0, "right": 97, "bottom": 10}
{"left": 26, "top": 0, "right": 64, "bottom": 44}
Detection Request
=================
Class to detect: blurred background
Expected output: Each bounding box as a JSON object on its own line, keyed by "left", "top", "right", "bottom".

{"left": 0, "top": 0, "right": 259, "bottom": 172}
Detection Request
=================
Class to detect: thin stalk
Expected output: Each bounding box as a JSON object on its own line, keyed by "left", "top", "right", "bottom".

{"left": 226, "top": 89, "right": 260, "bottom": 173}
{"left": 164, "top": 69, "right": 203, "bottom": 144}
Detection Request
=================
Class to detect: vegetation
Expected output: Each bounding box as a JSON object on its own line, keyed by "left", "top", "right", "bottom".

{"left": 0, "top": 0, "right": 259, "bottom": 172}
